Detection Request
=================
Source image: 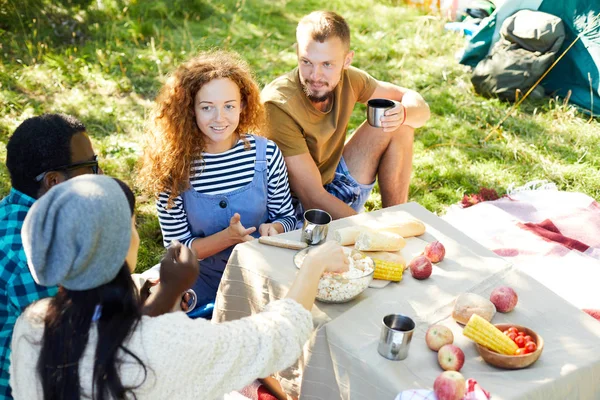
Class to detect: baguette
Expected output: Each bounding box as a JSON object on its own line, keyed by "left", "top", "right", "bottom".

{"left": 380, "top": 220, "right": 426, "bottom": 238}
{"left": 367, "top": 219, "right": 426, "bottom": 238}
{"left": 333, "top": 226, "right": 369, "bottom": 246}
{"left": 355, "top": 231, "right": 406, "bottom": 252}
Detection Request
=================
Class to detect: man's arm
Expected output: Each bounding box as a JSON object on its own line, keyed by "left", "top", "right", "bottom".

{"left": 284, "top": 152, "right": 357, "bottom": 220}
{"left": 369, "top": 81, "right": 430, "bottom": 129}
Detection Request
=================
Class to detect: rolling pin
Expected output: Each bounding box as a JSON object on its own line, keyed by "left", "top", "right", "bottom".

{"left": 258, "top": 236, "right": 308, "bottom": 250}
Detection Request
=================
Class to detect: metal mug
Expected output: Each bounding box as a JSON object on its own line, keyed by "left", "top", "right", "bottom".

{"left": 377, "top": 314, "right": 415, "bottom": 361}
{"left": 150, "top": 286, "right": 198, "bottom": 314}
{"left": 182, "top": 288, "right": 198, "bottom": 314}
{"left": 301, "top": 209, "right": 332, "bottom": 245}
{"left": 367, "top": 98, "right": 399, "bottom": 128}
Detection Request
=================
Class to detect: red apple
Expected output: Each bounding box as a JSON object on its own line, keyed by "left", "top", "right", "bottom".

{"left": 434, "top": 371, "right": 466, "bottom": 400}
{"left": 409, "top": 255, "right": 432, "bottom": 280}
{"left": 437, "top": 344, "right": 465, "bottom": 372}
{"left": 425, "top": 324, "right": 454, "bottom": 351}
{"left": 490, "top": 286, "right": 518, "bottom": 312}
{"left": 424, "top": 241, "right": 446, "bottom": 263}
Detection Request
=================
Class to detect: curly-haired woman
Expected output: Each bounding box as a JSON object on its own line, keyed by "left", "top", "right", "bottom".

{"left": 138, "top": 51, "right": 296, "bottom": 311}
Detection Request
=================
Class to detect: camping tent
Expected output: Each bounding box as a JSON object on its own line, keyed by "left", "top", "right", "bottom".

{"left": 460, "top": 0, "right": 600, "bottom": 114}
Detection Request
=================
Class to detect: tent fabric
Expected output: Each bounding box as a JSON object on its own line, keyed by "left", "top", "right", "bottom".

{"left": 460, "top": 0, "right": 600, "bottom": 114}
{"left": 471, "top": 10, "right": 565, "bottom": 101}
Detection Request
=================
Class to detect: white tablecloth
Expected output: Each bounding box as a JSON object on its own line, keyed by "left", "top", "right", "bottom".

{"left": 214, "top": 203, "right": 600, "bottom": 399}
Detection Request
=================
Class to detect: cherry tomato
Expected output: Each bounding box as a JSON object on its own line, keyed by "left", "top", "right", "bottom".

{"left": 514, "top": 336, "right": 526, "bottom": 348}
{"left": 517, "top": 331, "right": 525, "bottom": 337}
{"left": 515, "top": 348, "right": 525, "bottom": 355}
{"left": 507, "top": 327, "right": 518, "bottom": 335}
{"left": 525, "top": 341, "right": 537, "bottom": 353}
{"left": 523, "top": 335, "right": 533, "bottom": 343}
{"left": 507, "top": 332, "right": 518, "bottom": 341}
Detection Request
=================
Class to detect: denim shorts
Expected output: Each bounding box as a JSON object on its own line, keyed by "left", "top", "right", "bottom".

{"left": 293, "top": 156, "right": 375, "bottom": 228}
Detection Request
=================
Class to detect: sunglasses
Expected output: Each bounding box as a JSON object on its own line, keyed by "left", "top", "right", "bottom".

{"left": 34, "top": 156, "right": 100, "bottom": 182}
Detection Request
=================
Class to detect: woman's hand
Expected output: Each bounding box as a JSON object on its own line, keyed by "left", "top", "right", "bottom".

{"left": 258, "top": 222, "right": 284, "bottom": 237}
{"left": 159, "top": 241, "right": 199, "bottom": 295}
{"left": 304, "top": 241, "right": 350, "bottom": 274}
{"left": 285, "top": 241, "right": 350, "bottom": 311}
{"left": 227, "top": 213, "right": 256, "bottom": 244}
{"left": 139, "top": 279, "right": 159, "bottom": 304}
{"left": 143, "top": 241, "right": 199, "bottom": 317}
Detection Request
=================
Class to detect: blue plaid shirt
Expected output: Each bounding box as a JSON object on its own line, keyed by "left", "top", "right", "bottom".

{"left": 0, "top": 188, "right": 57, "bottom": 399}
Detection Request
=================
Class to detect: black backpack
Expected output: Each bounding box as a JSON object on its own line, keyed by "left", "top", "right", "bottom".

{"left": 471, "top": 9, "right": 565, "bottom": 101}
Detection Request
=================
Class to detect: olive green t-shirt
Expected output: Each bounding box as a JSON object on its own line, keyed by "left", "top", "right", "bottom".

{"left": 261, "top": 66, "right": 377, "bottom": 185}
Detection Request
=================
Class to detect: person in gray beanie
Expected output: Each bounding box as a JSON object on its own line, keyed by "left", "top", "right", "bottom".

{"left": 9, "top": 176, "right": 354, "bottom": 400}
{"left": 11, "top": 174, "right": 201, "bottom": 400}
{"left": 22, "top": 174, "right": 132, "bottom": 290}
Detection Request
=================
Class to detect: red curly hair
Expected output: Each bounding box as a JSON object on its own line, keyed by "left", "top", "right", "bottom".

{"left": 138, "top": 50, "right": 265, "bottom": 206}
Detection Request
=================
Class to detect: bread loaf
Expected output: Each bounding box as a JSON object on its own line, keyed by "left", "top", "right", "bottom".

{"left": 452, "top": 293, "right": 496, "bottom": 325}
{"left": 380, "top": 220, "right": 425, "bottom": 238}
{"left": 333, "top": 226, "right": 366, "bottom": 246}
{"left": 355, "top": 231, "right": 406, "bottom": 252}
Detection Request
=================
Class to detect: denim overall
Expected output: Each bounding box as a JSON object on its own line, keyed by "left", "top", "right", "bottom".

{"left": 182, "top": 135, "right": 269, "bottom": 307}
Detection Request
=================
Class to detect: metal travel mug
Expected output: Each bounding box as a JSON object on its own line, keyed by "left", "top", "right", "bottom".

{"left": 301, "top": 209, "right": 332, "bottom": 245}
{"left": 367, "top": 98, "right": 398, "bottom": 128}
{"left": 377, "top": 314, "right": 415, "bottom": 361}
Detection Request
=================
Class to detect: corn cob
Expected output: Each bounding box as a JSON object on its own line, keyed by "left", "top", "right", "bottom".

{"left": 372, "top": 259, "right": 403, "bottom": 281}
{"left": 463, "top": 314, "right": 519, "bottom": 355}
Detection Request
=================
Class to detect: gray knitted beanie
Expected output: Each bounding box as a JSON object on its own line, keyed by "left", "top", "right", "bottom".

{"left": 22, "top": 175, "right": 132, "bottom": 291}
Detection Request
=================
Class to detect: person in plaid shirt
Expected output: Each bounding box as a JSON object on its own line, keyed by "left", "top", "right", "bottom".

{"left": 0, "top": 114, "right": 100, "bottom": 399}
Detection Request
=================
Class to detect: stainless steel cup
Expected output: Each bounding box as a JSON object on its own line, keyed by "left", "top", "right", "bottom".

{"left": 182, "top": 289, "right": 198, "bottom": 313}
{"left": 149, "top": 286, "right": 198, "bottom": 313}
{"left": 377, "top": 314, "right": 415, "bottom": 360}
{"left": 367, "top": 98, "right": 398, "bottom": 128}
{"left": 301, "top": 209, "right": 332, "bottom": 245}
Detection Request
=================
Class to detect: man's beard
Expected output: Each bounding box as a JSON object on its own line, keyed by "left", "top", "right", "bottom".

{"left": 302, "top": 80, "right": 335, "bottom": 103}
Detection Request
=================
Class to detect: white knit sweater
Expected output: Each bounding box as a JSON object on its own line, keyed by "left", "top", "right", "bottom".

{"left": 10, "top": 298, "right": 312, "bottom": 399}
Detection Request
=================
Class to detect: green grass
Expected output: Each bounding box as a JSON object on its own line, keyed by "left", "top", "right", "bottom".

{"left": 1, "top": 0, "right": 599, "bottom": 271}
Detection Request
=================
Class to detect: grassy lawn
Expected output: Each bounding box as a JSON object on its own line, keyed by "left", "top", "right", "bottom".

{"left": 1, "top": 0, "right": 599, "bottom": 271}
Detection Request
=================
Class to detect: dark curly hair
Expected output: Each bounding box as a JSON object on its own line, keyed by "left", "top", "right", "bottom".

{"left": 6, "top": 114, "right": 86, "bottom": 198}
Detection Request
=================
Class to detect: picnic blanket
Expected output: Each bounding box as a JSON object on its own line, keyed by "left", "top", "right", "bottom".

{"left": 441, "top": 184, "right": 600, "bottom": 317}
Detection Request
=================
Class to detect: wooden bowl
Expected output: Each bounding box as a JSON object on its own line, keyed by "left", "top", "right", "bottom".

{"left": 476, "top": 323, "right": 544, "bottom": 370}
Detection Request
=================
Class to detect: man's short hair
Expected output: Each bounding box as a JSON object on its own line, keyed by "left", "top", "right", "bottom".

{"left": 296, "top": 11, "right": 350, "bottom": 51}
{"left": 6, "top": 114, "right": 86, "bottom": 198}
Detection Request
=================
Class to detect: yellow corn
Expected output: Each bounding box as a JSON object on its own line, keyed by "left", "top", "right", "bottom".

{"left": 372, "top": 259, "right": 403, "bottom": 281}
{"left": 463, "top": 314, "right": 518, "bottom": 355}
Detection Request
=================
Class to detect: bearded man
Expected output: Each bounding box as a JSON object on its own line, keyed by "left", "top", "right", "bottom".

{"left": 261, "top": 11, "right": 430, "bottom": 223}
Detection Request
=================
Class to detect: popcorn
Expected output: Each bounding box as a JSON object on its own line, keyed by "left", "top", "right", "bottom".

{"left": 316, "top": 252, "right": 374, "bottom": 303}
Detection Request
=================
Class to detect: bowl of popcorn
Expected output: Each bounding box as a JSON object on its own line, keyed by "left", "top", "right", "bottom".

{"left": 315, "top": 249, "right": 374, "bottom": 303}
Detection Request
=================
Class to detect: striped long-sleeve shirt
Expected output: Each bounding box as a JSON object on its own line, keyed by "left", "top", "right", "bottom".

{"left": 157, "top": 135, "right": 296, "bottom": 248}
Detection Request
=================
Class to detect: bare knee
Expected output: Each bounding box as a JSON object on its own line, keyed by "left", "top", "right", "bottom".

{"left": 390, "top": 125, "right": 414, "bottom": 151}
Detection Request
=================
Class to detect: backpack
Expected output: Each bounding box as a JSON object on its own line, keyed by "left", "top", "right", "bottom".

{"left": 471, "top": 9, "right": 565, "bottom": 101}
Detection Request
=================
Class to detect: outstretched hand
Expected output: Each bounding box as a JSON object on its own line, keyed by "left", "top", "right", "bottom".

{"left": 159, "top": 241, "right": 199, "bottom": 295}
{"left": 227, "top": 213, "right": 256, "bottom": 243}
{"left": 304, "top": 241, "right": 350, "bottom": 274}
